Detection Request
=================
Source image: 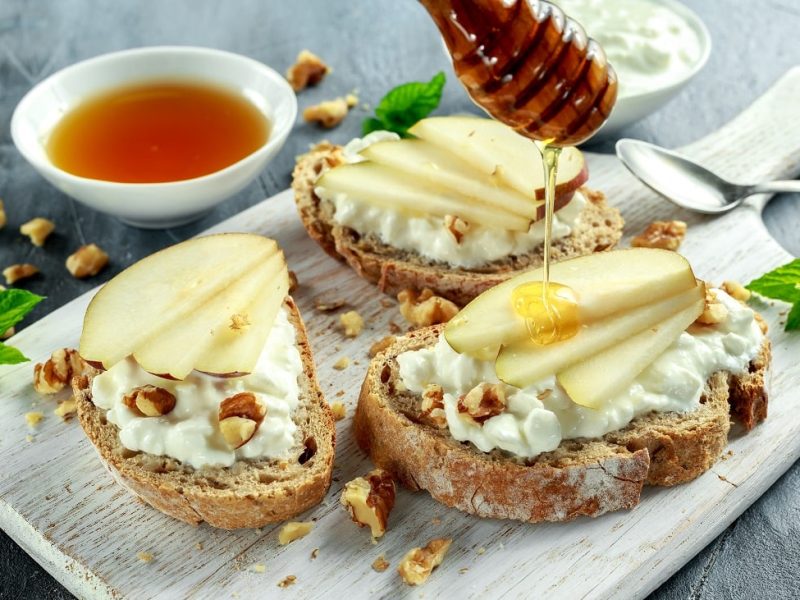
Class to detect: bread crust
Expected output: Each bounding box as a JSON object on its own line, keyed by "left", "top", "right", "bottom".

{"left": 291, "top": 144, "right": 624, "bottom": 305}
{"left": 354, "top": 325, "right": 771, "bottom": 523}
{"left": 73, "top": 297, "right": 334, "bottom": 529}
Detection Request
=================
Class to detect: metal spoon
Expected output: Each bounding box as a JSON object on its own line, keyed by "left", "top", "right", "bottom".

{"left": 615, "top": 138, "right": 800, "bottom": 214}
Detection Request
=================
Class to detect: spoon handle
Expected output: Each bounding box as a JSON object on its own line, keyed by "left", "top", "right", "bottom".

{"left": 750, "top": 180, "right": 800, "bottom": 195}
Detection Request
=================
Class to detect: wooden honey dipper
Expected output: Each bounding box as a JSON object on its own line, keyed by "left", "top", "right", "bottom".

{"left": 419, "top": 0, "right": 618, "bottom": 145}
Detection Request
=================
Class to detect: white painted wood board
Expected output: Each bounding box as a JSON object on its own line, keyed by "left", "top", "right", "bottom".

{"left": 2, "top": 67, "right": 800, "bottom": 600}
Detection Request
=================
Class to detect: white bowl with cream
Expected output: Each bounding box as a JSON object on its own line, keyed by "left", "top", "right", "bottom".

{"left": 11, "top": 46, "right": 297, "bottom": 228}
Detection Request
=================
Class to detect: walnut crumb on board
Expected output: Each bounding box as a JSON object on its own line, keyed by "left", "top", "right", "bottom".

{"left": 398, "top": 288, "right": 458, "bottom": 328}
{"left": 397, "top": 539, "right": 452, "bottom": 586}
{"left": 303, "top": 98, "right": 350, "bottom": 128}
{"left": 278, "top": 521, "right": 313, "bottom": 545}
{"left": 251, "top": 564, "right": 266, "bottom": 574}
{"left": 330, "top": 401, "right": 346, "bottom": 420}
{"left": 20, "top": 218, "right": 55, "bottom": 247}
{"left": 310, "top": 548, "right": 319, "bottom": 560}
{"left": 286, "top": 50, "right": 330, "bottom": 92}
{"left": 333, "top": 356, "right": 350, "bottom": 370}
{"left": 3, "top": 263, "right": 38, "bottom": 285}
{"left": 372, "top": 555, "right": 390, "bottom": 572}
{"left": 66, "top": 244, "right": 109, "bottom": 279}
{"left": 631, "top": 220, "right": 687, "bottom": 251}
{"left": 277, "top": 575, "right": 297, "bottom": 588}
{"left": 340, "top": 310, "right": 364, "bottom": 337}
{"left": 136, "top": 552, "right": 154, "bottom": 563}
{"left": 54, "top": 397, "right": 78, "bottom": 420}
{"left": 25, "top": 412, "right": 44, "bottom": 427}
{"left": 314, "top": 297, "right": 347, "bottom": 312}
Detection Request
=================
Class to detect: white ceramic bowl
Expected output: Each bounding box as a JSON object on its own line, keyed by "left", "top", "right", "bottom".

{"left": 11, "top": 46, "right": 297, "bottom": 228}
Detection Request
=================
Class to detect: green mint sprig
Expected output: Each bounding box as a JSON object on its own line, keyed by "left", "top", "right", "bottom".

{"left": 0, "top": 288, "right": 44, "bottom": 364}
{"left": 746, "top": 258, "right": 800, "bottom": 331}
{"left": 362, "top": 72, "right": 446, "bottom": 138}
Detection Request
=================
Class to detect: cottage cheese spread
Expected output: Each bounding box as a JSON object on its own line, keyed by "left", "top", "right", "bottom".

{"left": 397, "top": 290, "right": 763, "bottom": 458}
{"left": 91, "top": 307, "right": 302, "bottom": 469}
{"left": 315, "top": 131, "right": 586, "bottom": 269}
{"left": 557, "top": 0, "right": 705, "bottom": 97}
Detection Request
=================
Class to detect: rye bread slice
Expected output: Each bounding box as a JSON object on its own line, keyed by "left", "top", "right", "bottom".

{"left": 291, "top": 144, "right": 624, "bottom": 305}
{"left": 72, "top": 297, "right": 334, "bottom": 529}
{"left": 354, "top": 324, "right": 771, "bottom": 523}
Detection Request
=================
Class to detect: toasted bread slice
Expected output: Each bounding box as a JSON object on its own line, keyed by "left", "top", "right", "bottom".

{"left": 354, "top": 325, "right": 770, "bottom": 523}
{"left": 291, "top": 143, "right": 624, "bottom": 305}
{"left": 73, "top": 297, "right": 334, "bottom": 529}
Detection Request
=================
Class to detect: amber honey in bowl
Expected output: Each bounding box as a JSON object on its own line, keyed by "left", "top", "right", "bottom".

{"left": 45, "top": 80, "right": 271, "bottom": 183}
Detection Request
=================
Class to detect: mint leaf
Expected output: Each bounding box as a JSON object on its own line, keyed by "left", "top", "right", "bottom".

{"left": 363, "top": 72, "right": 446, "bottom": 137}
{"left": 745, "top": 259, "right": 800, "bottom": 303}
{"left": 0, "top": 289, "right": 44, "bottom": 334}
{"left": 0, "top": 342, "right": 28, "bottom": 365}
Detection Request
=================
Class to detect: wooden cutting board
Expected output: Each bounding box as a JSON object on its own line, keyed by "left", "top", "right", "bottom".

{"left": 2, "top": 67, "right": 800, "bottom": 600}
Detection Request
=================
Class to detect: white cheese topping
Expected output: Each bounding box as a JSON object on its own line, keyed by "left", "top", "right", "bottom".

{"left": 91, "top": 307, "right": 303, "bottom": 469}
{"left": 315, "top": 131, "right": 586, "bottom": 269}
{"left": 557, "top": 0, "right": 704, "bottom": 97}
{"left": 397, "top": 290, "right": 763, "bottom": 458}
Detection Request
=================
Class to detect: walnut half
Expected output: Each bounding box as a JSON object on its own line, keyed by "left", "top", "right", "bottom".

{"left": 218, "top": 392, "right": 266, "bottom": 448}
{"left": 631, "top": 220, "right": 687, "bottom": 251}
{"left": 33, "top": 348, "right": 89, "bottom": 394}
{"left": 397, "top": 538, "right": 452, "bottom": 586}
{"left": 340, "top": 469, "right": 396, "bottom": 538}
{"left": 420, "top": 383, "right": 447, "bottom": 429}
{"left": 123, "top": 385, "right": 177, "bottom": 417}
{"left": 398, "top": 288, "right": 459, "bottom": 328}
{"left": 286, "top": 50, "right": 330, "bottom": 92}
{"left": 457, "top": 383, "right": 507, "bottom": 424}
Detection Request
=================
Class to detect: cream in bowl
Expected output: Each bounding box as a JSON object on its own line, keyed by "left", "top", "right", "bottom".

{"left": 11, "top": 46, "right": 297, "bottom": 228}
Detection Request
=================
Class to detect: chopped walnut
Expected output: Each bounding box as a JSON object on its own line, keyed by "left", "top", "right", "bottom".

{"left": 340, "top": 310, "right": 364, "bottom": 337}
{"left": 229, "top": 313, "right": 250, "bottom": 331}
{"left": 722, "top": 280, "right": 751, "bottom": 302}
{"left": 218, "top": 392, "right": 266, "bottom": 448}
{"left": 631, "top": 220, "right": 687, "bottom": 251}
{"left": 443, "top": 215, "right": 470, "bottom": 244}
{"left": 397, "top": 538, "right": 452, "bottom": 586}
{"left": 397, "top": 288, "right": 459, "bottom": 328}
{"left": 251, "top": 563, "right": 266, "bottom": 574}
{"left": 340, "top": 469, "right": 396, "bottom": 538}
{"left": 33, "top": 348, "right": 89, "bottom": 394}
{"left": 278, "top": 521, "right": 314, "bottom": 545}
{"left": 314, "top": 297, "right": 347, "bottom": 312}
{"left": 696, "top": 288, "right": 729, "bottom": 325}
{"left": 458, "top": 383, "right": 507, "bottom": 424}
{"left": 54, "top": 397, "right": 78, "bottom": 420}
{"left": 369, "top": 335, "right": 395, "bottom": 357}
{"left": 0, "top": 199, "right": 6, "bottom": 229}
{"left": 372, "top": 555, "right": 390, "bottom": 572}
{"left": 303, "top": 98, "right": 349, "bottom": 128}
{"left": 333, "top": 356, "right": 350, "bottom": 370}
{"left": 286, "top": 50, "right": 330, "bottom": 92}
{"left": 20, "top": 218, "right": 55, "bottom": 247}
{"left": 65, "top": 244, "right": 109, "bottom": 279}
{"left": 345, "top": 93, "right": 359, "bottom": 108}
{"left": 3, "top": 263, "right": 38, "bottom": 285}
{"left": 25, "top": 411, "right": 44, "bottom": 427}
{"left": 288, "top": 270, "right": 298, "bottom": 293}
{"left": 420, "top": 384, "right": 447, "bottom": 429}
{"left": 123, "top": 385, "right": 177, "bottom": 417}
{"left": 330, "top": 401, "right": 346, "bottom": 420}
{"left": 277, "top": 575, "right": 297, "bottom": 588}
{"left": 136, "top": 551, "right": 154, "bottom": 563}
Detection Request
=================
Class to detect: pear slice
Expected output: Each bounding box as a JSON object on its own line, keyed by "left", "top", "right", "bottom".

{"left": 80, "top": 234, "right": 284, "bottom": 375}
{"left": 408, "top": 116, "right": 588, "bottom": 198}
{"left": 495, "top": 283, "right": 705, "bottom": 388}
{"left": 444, "top": 248, "right": 699, "bottom": 358}
{"left": 317, "top": 162, "right": 531, "bottom": 231}
{"left": 132, "top": 251, "right": 288, "bottom": 379}
{"left": 557, "top": 295, "right": 705, "bottom": 408}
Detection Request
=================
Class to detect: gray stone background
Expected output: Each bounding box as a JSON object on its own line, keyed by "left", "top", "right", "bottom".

{"left": 0, "top": 0, "right": 798, "bottom": 597}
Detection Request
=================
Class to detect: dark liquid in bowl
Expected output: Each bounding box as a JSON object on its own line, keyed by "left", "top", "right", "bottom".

{"left": 46, "top": 80, "right": 270, "bottom": 183}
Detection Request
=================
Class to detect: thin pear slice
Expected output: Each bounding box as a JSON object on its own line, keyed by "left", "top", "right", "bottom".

{"left": 80, "top": 234, "right": 280, "bottom": 369}
{"left": 317, "top": 162, "right": 531, "bottom": 231}
{"left": 495, "top": 283, "right": 705, "bottom": 388}
{"left": 445, "top": 248, "right": 699, "bottom": 358}
{"left": 557, "top": 296, "right": 705, "bottom": 408}
{"left": 360, "top": 139, "right": 548, "bottom": 219}
{"left": 408, "top": 116, "right": 588, "bottom": 197}
{"left": 132, "top": 251, "right": 287, "bottom": 379}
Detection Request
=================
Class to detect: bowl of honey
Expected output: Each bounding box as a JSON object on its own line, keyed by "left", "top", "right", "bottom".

{"left": 11, "top": 46, "right": 297, "bottom": 228}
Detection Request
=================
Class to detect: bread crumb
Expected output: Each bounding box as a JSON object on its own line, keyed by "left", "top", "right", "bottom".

{"left": 137, "top": 552, "right": 154, "bottom": 563}
{"left": 631, "top": 220, "right": 687, "bottom": 251}
{"left": 251, "top": 563, "right": 266, "bottom": 574}
{"left": 288, "top": 270, "right": 298, "bottom": 293}
{"left": 314, "top": 297, "right": 347, "bottom": 312}
{"left": 330, "top": 401, "right": 346, "bottom": 420}
{"left": 25, "top": 412, "right": 44, "bottom": 427}
{"left": 303, "top": 98, "right": 350, "bottom": 128}
{"left": 340, "top": 310, "right": 364, "bottom": 337}
{"left": 431, "top": 517, "right": 441, "bottom": 526}
{"left": 332, "top": 356, "right": 350, "bottom": 370}
{"left": 369, "top": 335, "right": 395, "bottom": 357}
{"left": 476, "top": 547, "right": 486, "bottom": 555}
{"left": 372, "top": 555, "right": 390, "bottom": 572}
{"left": 345, "top": 93, "right": 359, "bottom": 108}
{"left": 277, "top": 575, "right": 297, "bottom": 588}
{"left": 310, "top": 548, "right": 319, "bottom": 560}
{"left": 54, "top": 397, "right": 78, "bottom": 421}
{"left": 195, "top": 542, "right": 204, "bottom": 551}
{"left": 335, "top": 390, "right": 345, "bottom": 397}
{"left": 286, "top": 50, "right": 330, "bottom": 92}
{"left": 278, "top": 521, "right": 314, "bottom": 545}
{"left": 25, "top": 435, "right": 34, "bottom": 443}
{"left": 397, "top": 538, "right": 452, "bottom": 586}
{"left": 398, "top": 288, "right": 459, "bottom": 328}
{"left": 20, "top": 217, "right": 55, "bottom": 247}
{"left": 3, "top": 263, "right": 38, "bottom": 285}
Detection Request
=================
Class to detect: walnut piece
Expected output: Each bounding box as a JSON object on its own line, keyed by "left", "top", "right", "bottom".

{"left": 20, "top": 218, "right": 55, "bottom": 247}
{"left": 66, "top": 244, "right": 109, "bottom": 279}
{"left": 303, "top": 97, "right": 349, "bottom": 128}
{"left": 722, "top": 280, "right": 751, "bottom": 302}
{"left": 229, "top": 313, "right": 250, "bottom": 331}
{"left": 25, "top": 411, "right": 44, "bottom": 427}
{"left": 340, "top": 468, "right": 396, "bottom": 538}
{"left": 277, "top": 575, "right": 297, "bottom": 588}
{"left": 443, "top": 214, "right": 470, "bottom": 244}
{"left": 278, "top": 521, "right": 314, "bottom": 545}
{"left": 420, "top": 384, "right": 447, "bottom": 429}
{"left": 340, "top": 310, "right": 364, "bottom": 337}
{"left": 397, "top": 288, "right": 459, "bottom": 328}
{"left": 330, "top": 401, "right": 346, "bottom": 421}
{"left": 286, "top": 50, "right": 330, "bottom": 92}
{"left": 218, "top": 392, "right": 266, "bottom": 448}
{"left": 369, "top": 335, "right": 395, "bottom": 357}
{"left": 136, "top": 551, "right": 154, "bottom": 563}
{"left": 33, "top": 348, "right": 89, "bottom": 394}
{"left": 457, "top": 383, "right": 507, "bottom": 424}
{"left": 0, "top": 199, "right": 6, "bottom": 229}
{"left": 314, "top": 296, "right": 347, "bottom": 312}
{"left": 372, "top": 555, "right": 390, "bottom": 572}
{"left": 54, "top": 397, "right": 78, "bottom": 420}
{"left": 696, "top": 288, "right": 729, "bottom": 325}
{"left": 397, "top": 538, "right": 452, "bottom": 586}
{"left": 123, "top": 385, "right": 177, "bottom": 417}
{"left": 3, "top": 263, "right": 38, "bottom": 285}
{"left": 631, "top": 220, "right": 687, "bottom": 251}
{"left": 333, "top": 356, "right": 350, "bottom": 370}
